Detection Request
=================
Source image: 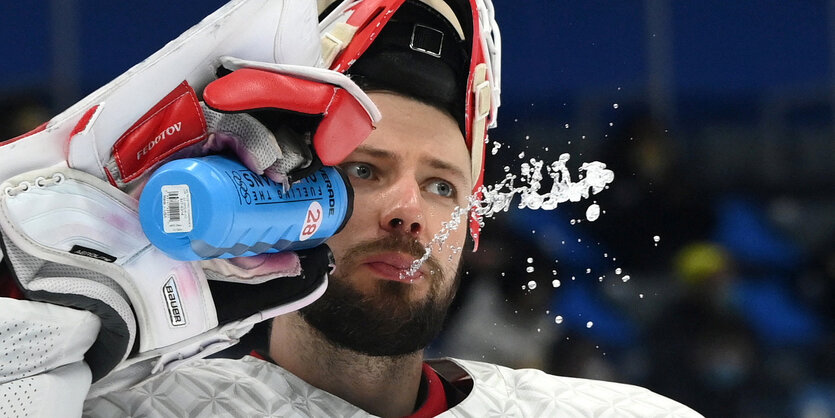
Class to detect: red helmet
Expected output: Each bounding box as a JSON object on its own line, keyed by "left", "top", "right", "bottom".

{"left": 319, "top": 0, "right": 501, "bottom": 249}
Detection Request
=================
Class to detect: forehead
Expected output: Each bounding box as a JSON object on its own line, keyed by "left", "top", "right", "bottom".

{"left": 362, "top": 92, "right": 472, "bottom": 184}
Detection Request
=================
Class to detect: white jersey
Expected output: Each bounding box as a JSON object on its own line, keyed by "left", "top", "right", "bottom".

{"left": 83, "top": 355, "right": 702, "bottom": 417}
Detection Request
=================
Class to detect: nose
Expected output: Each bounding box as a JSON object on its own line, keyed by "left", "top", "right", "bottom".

{"left": 380, "top": 178, "right": 424, "bottom": 237}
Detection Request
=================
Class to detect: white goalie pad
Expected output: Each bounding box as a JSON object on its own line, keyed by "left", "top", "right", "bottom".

{"left": 0, "top": 0, "right": 322, "bottom": 183}
{"left": 0, "top": 165, "right": 217, "bottom": 354}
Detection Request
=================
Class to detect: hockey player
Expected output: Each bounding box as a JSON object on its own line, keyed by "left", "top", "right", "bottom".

{"left": 1, "top": 1, "right": 702, "bottom": 416}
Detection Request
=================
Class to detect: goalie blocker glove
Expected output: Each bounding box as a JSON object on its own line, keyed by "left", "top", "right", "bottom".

{"left": 0, "top": 61, "right": 377, "bottom": 395}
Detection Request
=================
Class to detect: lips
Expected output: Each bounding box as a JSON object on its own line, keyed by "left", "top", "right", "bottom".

{"left": 360, "top": 252, "right": 424, "bottom": 282}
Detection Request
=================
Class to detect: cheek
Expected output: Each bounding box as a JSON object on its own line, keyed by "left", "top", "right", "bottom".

{"left": 442, "top": 250, "right": 464, "bottom": 277}
{"left": 433, "top": 219, "right": 468, "bottom": 274}
{"left": 425, "top": 203, "right": 469, "bottom": 245}
{"left": 327, "top": 192, "right": 375, "bottom": 263}
{"left": 450, "top": 220, "right": 469, "bottom": 249}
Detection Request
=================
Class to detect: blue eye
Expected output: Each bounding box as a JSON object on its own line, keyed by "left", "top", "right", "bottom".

{"left": 427, "top": 180, "right": 455, "bottom": 198}
{"left": 344, "top": 162, "right": 374, "bottom": 180}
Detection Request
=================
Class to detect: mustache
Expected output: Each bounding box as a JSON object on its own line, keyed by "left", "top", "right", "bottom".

{"left": 337, "top": 234, "right": 443, "bottom": 276}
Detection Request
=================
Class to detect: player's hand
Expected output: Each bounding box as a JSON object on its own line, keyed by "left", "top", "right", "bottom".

{"left": 199, "top": 61, "right": 378, "bottom": 186}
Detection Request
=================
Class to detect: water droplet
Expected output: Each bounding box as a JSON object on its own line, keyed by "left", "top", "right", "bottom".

{"left": 521, "top": 285, "right": 526, "bottom": 290}
{"left": 526, "top": 266, "right": 535, "bottom": 273}
{"left": 586, "top": 321, "right": 594, "bottom": 328}
{"left": 555, "top": 315, "right": 564, "bottom": 324}
{"left": 598, "top": 276, "right": 604, "bottom": 282}
{"left": 490, "top": 141, "right": 502, "bottom": 155}
{"left": 613, "top": 103, "right": 619, "bottom": 109}
{"left": 552, "top": 270, "right": 558, "bottom": 276}
{"left": 639, "top": 293, "right": 644, "bottom": 299}
{"left": 586, "top": 268, "right": 591, "bottom": 274}
{"left": 653, "top": 235, "right": 661, "bottom": 243}
{"left": 528, "top": 280, "right": 537, "bottom": 289}
{"left": 615, "top": 267, "right": 622, "bottom": 275}
{"left": 609, "top": 122, "right": 614, "bottom": 127}
{"left": 518, "top": 151, "right": 525, "bottom": 158}
{"left": 622, "top": 275, "right": 631, "bottom": 282}
{"left": 402, "top": 151, "right": 615, "bottom": 285}
{"left": 526, "top": 257, "right": 533, "bottom": 263}
{"left": 552, "top": 279, "right": 561, "bottom": 287}
{"left": 585, "top": 203, "right": 600, "bottom": 221}
{"left": 564, "top": 123, "right": 570, "bottom": 129}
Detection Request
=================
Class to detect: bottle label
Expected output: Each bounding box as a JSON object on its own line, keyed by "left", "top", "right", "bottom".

{"left": 227, "top": 170, "right": 326, "bottom": 207}
{"left": 161, "top": 184, "right": 194, "bottom": 233}
{"left": 299, "top": 201, "right": 324, "bottom": 241}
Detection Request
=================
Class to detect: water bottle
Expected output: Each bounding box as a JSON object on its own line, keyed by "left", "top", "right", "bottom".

{"left": 139, "top": 154, "right": 352, "bottom": 260}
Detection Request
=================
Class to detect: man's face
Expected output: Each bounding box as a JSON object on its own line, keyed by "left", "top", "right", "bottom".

{"left": 297, "top": 91, "right": 473, "bottom": 356}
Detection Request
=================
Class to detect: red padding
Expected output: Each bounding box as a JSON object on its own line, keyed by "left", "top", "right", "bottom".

{"left": 70, "top": 105, "right": 100, "bottom": 138}
{"left": 204, "top": 68, "right": 373, "bottom": 166}
{"left": 204, "top": 69, "right": 336, "bottom": 115}
{"left": 315, "top": 88, "right": 373, "bottom": 166}
{"left": 112, "top": 81, "right": 207, "bottom": 183}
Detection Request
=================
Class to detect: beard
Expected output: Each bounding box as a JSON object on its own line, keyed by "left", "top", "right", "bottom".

{"left": 297, "top": 234, "right": 460, "bottom": 357}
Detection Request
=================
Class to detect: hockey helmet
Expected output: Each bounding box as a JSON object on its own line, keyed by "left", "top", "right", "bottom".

{"left": 319, "top": 0, "right": 501, "bottom": 249}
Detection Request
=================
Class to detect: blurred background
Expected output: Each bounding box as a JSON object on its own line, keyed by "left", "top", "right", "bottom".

{"left": 1, "top": 1, "right": 833, "bottom": 417}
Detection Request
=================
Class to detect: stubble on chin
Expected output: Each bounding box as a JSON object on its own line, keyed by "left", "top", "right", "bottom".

{"left": 297, "top": 234, "right": 461, "bottom": 356}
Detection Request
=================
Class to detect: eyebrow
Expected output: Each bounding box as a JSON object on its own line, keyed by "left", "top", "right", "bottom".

{"left": 352, "top": 145, "right": 470, "bottom": 186}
